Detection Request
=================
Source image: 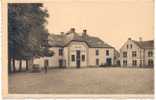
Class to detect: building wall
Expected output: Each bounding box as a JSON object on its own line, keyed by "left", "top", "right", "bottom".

{"left": 88, "top": 48, "right": 114, "bottom": 66}
{"left": 120, "top": 39, "right": 154, "bottom": 67}
{"left": 120, "top": 39, "right": 143, "bottom": 67}
{"left": 144, "top": 48, "right": 154, "bottom": 66}
{"left": 67, "top": 41, "right": 88, "bottom": 68}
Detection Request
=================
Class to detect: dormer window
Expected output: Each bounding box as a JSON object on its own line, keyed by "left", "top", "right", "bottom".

{"left": 130, "top": 44, "right": 132, "bottom": 48}
{"left": 96, "top": 49, "right": 99, "bottom": 56}
{"left": 106, "top": 50, "right": 109, "bottom": 56}
{"left": 59, "top": 48, "right": 63, "bottom": 56}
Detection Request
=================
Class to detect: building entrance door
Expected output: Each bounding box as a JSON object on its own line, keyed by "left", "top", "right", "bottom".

{"left": 106, "top": 58, "right": 112, "bottom": 66}
{"left": 76, "top": 50, "right": 81, "bottom": 68}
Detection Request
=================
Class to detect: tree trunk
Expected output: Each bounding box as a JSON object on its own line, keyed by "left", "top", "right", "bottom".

{"left": 12, "top": 57, "right": 16, "bottom": 72}
{"left": 26, "top": 60, "right": 29, "bottom": 71}
{"left": 19, "top": 59, "right": 22, "bottom": 72}
{"left": 8, "top": 57, "right": 12, "bottom": 73}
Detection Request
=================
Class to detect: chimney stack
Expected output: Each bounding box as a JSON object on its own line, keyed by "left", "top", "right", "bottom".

{"left": 128, "top": 37, "right": 131, "bottom": 40}
{"left": 139, "top": 37, "right": 142, "bottom": 42}
{"left": 70, "top": 28, "right": 75, "bottom": 33}
{"left": 60, "top": 32, "right": 64, "bottom": 35}
{"left": 82, "top": 29, "right": 87, "bottom": 36}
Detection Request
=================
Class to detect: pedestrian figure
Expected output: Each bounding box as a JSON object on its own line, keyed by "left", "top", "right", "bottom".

{"left": 44, "top": 60, "right": 48, "bottom": 73}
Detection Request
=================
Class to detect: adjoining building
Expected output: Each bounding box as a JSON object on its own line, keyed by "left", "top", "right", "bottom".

{"left": 34, "top": 28, "right": 115, "bottom": 68}
{"left": 120, "top": 37, "right": 154, "bottom": 67}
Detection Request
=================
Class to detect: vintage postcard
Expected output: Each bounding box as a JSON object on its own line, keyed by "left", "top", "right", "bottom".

{"left": 2, "top": 0, "right": 154, "bottom": 99}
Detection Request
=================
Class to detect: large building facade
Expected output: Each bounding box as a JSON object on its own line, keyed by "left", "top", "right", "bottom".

{"left": 120, "top": 38, "right": 154, "bottom": 67}
{"left": 34, "top": 28, "right": 115, "bottom": 68}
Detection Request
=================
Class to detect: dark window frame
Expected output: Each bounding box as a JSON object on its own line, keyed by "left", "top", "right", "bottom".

{"left": 123, "top": 52, "right": 127, "bottom": 57}
{"left": 123, "top": 60, "right": 127, "bottom": 65}
{"left": 132, "top": 51, "right": 137, "bottom": 57}
{"left": 130, "top": 44, "right": 132, "bottom": 48}
{"left": 96, "top": 49, "right": 99, "bottom": 56}
{"left": 148, "top": 51, "right": 153, "bottom": 57}
{"left": 71, "top": 55, "right": 75, "bottom": 62}
{"left": 106, "top": 50, "right": 109, "bottom": 56}
{"left": 132, "top": 60, "right": 137, "bottom": 66}
{"left": 82, "top": 55, "right": 85, "bottom": 62}
{"left": 59, "top": 48, "right": 64, "bottom": 56}
{"left": 96, "top": 59, "right": 99, "bottom": 66}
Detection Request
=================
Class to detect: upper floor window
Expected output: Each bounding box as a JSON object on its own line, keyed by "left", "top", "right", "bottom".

{"left": 132, "top": 60, "right": 137, "bottom": 66}
{"left": 71, "top": 55, "right": 75, "bottom": 62}
{"left": 59, "top": 48, "right": 63, "bottom": 56}
{"left": 127, "top": 45, "right": 129, "bottom": 49}
{"left": 132, "top": 51, "right": 137, "bottom": 57}
{"left": 96, "top": 49, "right": 99, "bottom": 56}
{"left": 106, "top": 50, "right": 109, "bottom": 56}
{"left": 130, "top": 44, "right": 132, "bottom": 48}
{"left": 123, "top": 52, "right": 127, "bottom": 57}
{"left": 148, "top": 51, "right": 153, "bottom": 57}
{"left": 82, "top": 55, "right": 85, "bottom": 62}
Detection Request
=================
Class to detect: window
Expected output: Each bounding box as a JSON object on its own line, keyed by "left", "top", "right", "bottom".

{"left": 127, "top": 45, "right": 129, "bottom": 49}
{"left": 132, "top": 60, "right": 137, "bottom": 66}
{"left": 71, "top": 55, "right": 75, "bottom": 62}
{"left": 130, "top": 44, "right": 132, "bottom": 48}
{"left": 123, "top": 52, "right": 127, "bottom": 57}
{"left": 123, "top": 60, "right": 127, "bottom": 66}
{"left": 59, "top": 48, "right": 63, "bottom": 56}
{"left": 132, "top": 51, "right": 137, "bottom": 57}
{"left": 148, "top": 51, "right": 153, "bottom": 57}
{"left": 96, "top": 49, "right": 99, "bottom": 56}
{"left": 106, "top": 50, "right": 109, "bottom": 56}
{"left": 148, "top": 59, "right": 153, "bottom": 66}
{"left": 82, "top": 55, "right": 85, "bottom": 62}
{"left": 96, "top": 59, "right": 99, "bottom": 66}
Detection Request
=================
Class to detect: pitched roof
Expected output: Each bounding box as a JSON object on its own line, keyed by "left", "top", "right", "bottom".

{"left": 133, "top": 40, "right": 154, "bottom": 49}
{"left": 48, "top": 31, "right": 113, "bottom": 48}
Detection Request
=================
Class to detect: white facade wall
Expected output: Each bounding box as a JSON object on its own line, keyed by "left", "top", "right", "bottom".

{"left": 88, "top": 48, "right": 114, "bottom": 66}
{"left": 120, "top": 39, "right": 154, "bottom": 67}
{"left": 120, "top": 39, "right": 142, "bottom": 67}
{"left": 68, "top": 41, "right": 88, "bottom": 68}
{"left": 144, "top": 49, "right": 154, "bottom": 66}
{"left": 33, "top": 42, "right": 115, "bottom": 68}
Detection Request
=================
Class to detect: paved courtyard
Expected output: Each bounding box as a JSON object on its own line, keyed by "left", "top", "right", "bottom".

{"left": 9, "top": 67, "right": 154, "bottom": 94}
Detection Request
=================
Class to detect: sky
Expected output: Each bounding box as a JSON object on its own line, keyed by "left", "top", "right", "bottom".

{"left": 44, "top": 0, "right": 154, "bottom": 50}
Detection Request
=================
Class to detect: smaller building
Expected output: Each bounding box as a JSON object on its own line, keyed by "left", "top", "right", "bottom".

{"left": 120, "top": 37, "right": 154, "bottom": 67}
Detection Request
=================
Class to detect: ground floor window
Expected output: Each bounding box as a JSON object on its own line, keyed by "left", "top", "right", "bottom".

{"left": 71, "top": 55, "right": 75, "bottom": 62}
{"left": 123, "top": 60, "right": 127, "bottom": 66}
{"left": 132, "top": 60, "right": 137, "bottom": 66}
{"left": 82, "top": 55, "right": 85, "bottom": 62}
{"left": 59, "top": 59, "right": 63, "bottom": 67}
{"left": 96, "top": 59, "right": 99, "bottom": 66}
{"left": 148, "top": 59, "right": 153, "bottom": 66}
{"left": 106, "top": 58, "right": 112, "bottom": 66}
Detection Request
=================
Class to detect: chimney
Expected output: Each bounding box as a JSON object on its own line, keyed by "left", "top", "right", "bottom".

{"left": 60, "top": 32, "right": 64, "bottom": 35}
{"left": 139, "top": 37, "right": 142, "bottom": 42}
{"left": 128, "top": 37, "right": 131, "bottom": 40}
{"left": 70, "top": 28, "right": 75, "bottom": 33}
{"left": 82, "top": 29, "right": 87, "bottom": 36}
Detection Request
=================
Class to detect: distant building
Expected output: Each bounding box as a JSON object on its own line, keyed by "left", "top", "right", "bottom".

{"left": 34, "top": 28, "right": 115, "bottom": 68}
{"left": 120, "top": 37, "right": 154, "bottom": 67}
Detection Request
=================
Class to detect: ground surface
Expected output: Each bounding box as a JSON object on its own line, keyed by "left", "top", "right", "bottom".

{"left": 9, "top": 67, "right": 154, "bottom": 94}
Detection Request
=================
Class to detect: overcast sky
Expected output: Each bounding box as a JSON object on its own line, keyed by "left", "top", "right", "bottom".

{"left": 44, "top": 0, "right": 154, "bottom": 50}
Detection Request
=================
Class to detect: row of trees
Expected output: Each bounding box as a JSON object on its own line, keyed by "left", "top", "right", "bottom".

{"left": 8, "top": 3, "right": 53, "bottom": 73}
